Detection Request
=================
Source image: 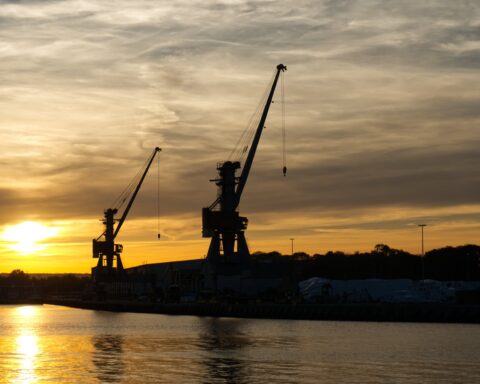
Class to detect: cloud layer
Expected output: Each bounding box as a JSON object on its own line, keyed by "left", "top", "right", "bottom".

{"left": 0, "top": 0, "right": 479, "bottom": 270}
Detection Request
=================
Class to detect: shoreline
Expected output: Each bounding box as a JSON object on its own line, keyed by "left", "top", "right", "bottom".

{"left": 0, "top": 299, "right": 43, "bottom": 305}
{"left": 45, "top": 299, "right": 480, "bottom": 324}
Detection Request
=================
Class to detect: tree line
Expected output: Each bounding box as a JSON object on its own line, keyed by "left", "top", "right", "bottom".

{"left": 1, "top": 243, "right": 479, "bottom": 299}
{"left": 252, "top": 244, "right": 480, "bottom": 281}
{"left": 0, "top": 270, "right": 90, "bottom": 299}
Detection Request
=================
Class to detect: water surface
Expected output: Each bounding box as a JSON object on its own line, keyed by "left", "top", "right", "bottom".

{"left": 0, "top": 305, "right": 479, "bottom": 383}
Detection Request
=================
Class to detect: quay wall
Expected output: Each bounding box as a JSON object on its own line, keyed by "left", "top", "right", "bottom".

{"left": 46, "top": 299, "right": 480, "bottom": 324}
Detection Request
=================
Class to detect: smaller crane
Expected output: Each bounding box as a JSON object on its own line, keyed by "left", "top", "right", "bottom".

{"left": 92, "top": 147, "right": 161, "bottom": 280}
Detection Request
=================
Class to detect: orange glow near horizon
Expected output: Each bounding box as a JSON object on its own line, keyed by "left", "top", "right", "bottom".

{"left": 0, "top": 204, "right": 479, "bottom": 273}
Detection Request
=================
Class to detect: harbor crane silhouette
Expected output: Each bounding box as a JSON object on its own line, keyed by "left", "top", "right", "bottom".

{"left": 202, "top": 64, "right": 287, "bottom": 264}
{"left": 92, "top": 147, "right": 161, "bottom": 279}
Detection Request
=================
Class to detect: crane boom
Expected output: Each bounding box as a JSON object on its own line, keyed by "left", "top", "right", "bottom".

{"left": 113, "top": 147, "right": 161, "bottom": 239}
{"left": 235, "top": 64, "right": 286, "bottom": 208}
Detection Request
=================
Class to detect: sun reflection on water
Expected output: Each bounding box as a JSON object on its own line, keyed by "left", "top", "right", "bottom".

{"left": 14, "top": 306, "right": 40, "bottom": 384}
{"left": 17, "top": 334, "right": 39, "bottom": 356}
{"left": 15, "top": 305, "right": 39, "bottom": 318}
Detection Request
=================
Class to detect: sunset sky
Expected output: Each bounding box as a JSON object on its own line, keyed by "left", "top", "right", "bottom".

{"left": 0, "top": 0, "right": 479, "bottom": 272}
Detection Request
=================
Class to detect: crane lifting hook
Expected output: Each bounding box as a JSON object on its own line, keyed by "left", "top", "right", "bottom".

{"left": 283, "top": 166, "right": 287, "bottom": 177}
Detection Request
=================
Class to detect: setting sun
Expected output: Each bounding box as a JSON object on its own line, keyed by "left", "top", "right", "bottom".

{"left": 2, "top": 221, "right": 59, "bottom": 255}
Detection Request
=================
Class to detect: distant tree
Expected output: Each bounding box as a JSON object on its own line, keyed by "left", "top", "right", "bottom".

{"left": 373, "top": 244, "right": 411, "bottom": 258}
{"left": 291, "top": 252, "right": 310, "bottom": 261}
{"left": 425, "top": 244, "right": 480, "bottom": 280}
{"left": 39, "top": 274, "right": 91, "bottom": 294}
{"left": 7, "top": 269, "right": 30, "bottom": 284}
{"left": 251, "top": 251, "right": 283, "bottom": 262}
{"left": 263, "top": 244, "right": 479, "bottom": 281}
{"left": 325, "top": 251, "right": 346, "bottom": 258}
{"left": 266, "top": 251, "right": 282, "bottom": 259}
{"left": 373, "top": 244, "right": 391, "bottom": 256}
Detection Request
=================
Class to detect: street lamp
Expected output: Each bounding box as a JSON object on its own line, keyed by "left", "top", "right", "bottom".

{"left": 418, "top": 224, "right": 427, "bottom": 280}
{"left": 290, "top": 238, "right": 294, "bottom": 256}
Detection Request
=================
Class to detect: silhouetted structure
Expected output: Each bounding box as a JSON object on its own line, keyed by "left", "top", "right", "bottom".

{"left": 92, "top": 147, "right": 161, "bottom": 281}
{"left": 202, "top": 64, "right": 287, "bottom": 266}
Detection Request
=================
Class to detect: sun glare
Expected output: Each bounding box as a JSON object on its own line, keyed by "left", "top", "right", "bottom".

{"left": 15, "top": 306, "right": 39, "bottom": 317}
{"left": 2, "top": 221, "right": 58, "bottom": 255}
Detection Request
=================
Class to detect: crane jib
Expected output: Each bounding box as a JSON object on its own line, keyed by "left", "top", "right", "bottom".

{"left": 113, "top": 147, "right": 161, "bottom": 239}
{"left": 234, "top": 64, "right": 287, "bottom": 208}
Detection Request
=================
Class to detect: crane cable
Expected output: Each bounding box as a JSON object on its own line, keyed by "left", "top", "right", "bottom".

{"left": 228, "top": 69, "right": 276, "bottom": 164}
{"left": 227, "top": 68, "right": 287, "bottom": 177}
{"left": 157, "top": 152, "right": 161, "bottom": 240}
{"left": 101, "top": 150, "right": 161, "bottom": 240}
{"left": 281, "top": 70, "right": 287, "bottom": 177}
{"left": 98, "top": 155, "right": 149, "bottom": 240}
{"left": 111, "top": 155, "right": 151, "bottom": 211}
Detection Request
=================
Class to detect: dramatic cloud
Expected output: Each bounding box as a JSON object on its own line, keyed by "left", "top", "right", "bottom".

{"left": 0, "top": 0, "right": 479, "bottom": 271}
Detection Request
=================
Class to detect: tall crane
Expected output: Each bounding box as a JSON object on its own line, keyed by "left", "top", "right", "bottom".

{"left": 92, "top": 147, "right": 161, "bottom": 280}
{"left": 202, "top": 64, "right": 287, "bottom": 264}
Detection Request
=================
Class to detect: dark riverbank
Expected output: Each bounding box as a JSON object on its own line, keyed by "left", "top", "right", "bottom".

{"left": 0, "top": 299, "right": 43, "bottom": 305}
{"left": 45, "top": 299, "right": 480, "bottom": 324}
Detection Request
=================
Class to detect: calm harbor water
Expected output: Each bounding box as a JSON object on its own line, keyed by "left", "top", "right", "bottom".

{"left": 0, "top": 305, "right": 479, "bottom": 383}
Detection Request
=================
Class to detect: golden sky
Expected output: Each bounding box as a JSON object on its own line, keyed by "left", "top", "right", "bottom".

{"left": 0, "top": 1, "right": 479, "bottom": 272}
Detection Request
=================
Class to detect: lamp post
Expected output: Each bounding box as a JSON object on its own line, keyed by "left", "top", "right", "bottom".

{"left": 418, "top": 224, "right": 427, "bottom": 280}
{"left": 290, "top": 238, "right": 294, "bottom": 256}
